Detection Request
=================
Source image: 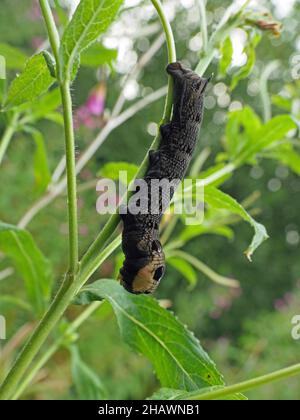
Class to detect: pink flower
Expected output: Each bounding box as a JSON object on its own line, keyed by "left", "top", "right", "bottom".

{"left": 31, "top": 37, "right": 44, "bottom": 50}
{"left": 209, "top": 309, "right": 222, "bottom": 320}
{"left": 75, "top": 106, "right": 97, "bottom": 129}
{"left": 274, "top": 299, "right": 286, "bottom": 312}
{"left": 215, "top": 296, "right": 232, "bottom": 310}
{"left": 28, "top": 1, "right": 42, "bottom": 21}
{"left": 74, "top": 83, "right": 106, "bottom": 129}
{"left": 79, "top": 225, "right": 89, "bottom": 236}
{"left": 86, "top": 83, "right": 106, "bottom": 116}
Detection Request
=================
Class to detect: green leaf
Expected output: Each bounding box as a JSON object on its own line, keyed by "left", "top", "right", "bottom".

{"left": 204, "top": 187, "right": 269, "bottom": 260}
{"left": 29, "top": 129, "right": 51, "bottom": 195}
{"left": 218, "top": 36, "right": 233, "bottom": 78}
{"left": 167, "top": 257, "right": 197, "bottom": 288}
{"left": 262, "top": 143, "right": 300, "bottom": 176}
{"left": 0, "top": 42, "right": 27, "bottom": 70}
{"left": 230, "top": 32, "right": 261, "bottom": 91}
{"left": 0, "top": 222, "right": 53, "bottom": 315}
{"left": 45, "top": 111, "right": 64, "bottom": 126}
{"left": 70, "top": 346, "right": 107, "bottom": 400}
{"left": 16, "top": 88, "right": 61, "bottom": 118}
{"left": 78, "top": 279, "right": 225, "bottom": 391}
{"left": 225, "top": 106, "right": 262, "bottom": 160}
{"left": 236, "top": 115, "right": 297, "bottom": 165}
{"left": 167, "top": 251, "right": 239, "bottom": 289}
{"left": 271, "top": 94, "right": 292, "bottom": 112}
{"left": 149, "top": 387, "right": 247, "bottom": 400}
{"left": 179, "top": 225, "right": 234, "bottom": 243}
{"left": 54, "top": 0, "right": 69, "bottom": 27}
{"left": 5, "top": 53, "right": 55, "bottom": 110}
{"left": 98, "top": 161, "right": 139, "bottom": 184}
{"left": 199, "top": 163, "right": 233, "bottom": 187}
{"left": 0, "top": 295, "right": 32, "bottom": 313}
{"left": 81, "top": 43, "right": 117, "bottom": 68}
{"left": 59, "top": 0, "right": 123, "bottom": 79}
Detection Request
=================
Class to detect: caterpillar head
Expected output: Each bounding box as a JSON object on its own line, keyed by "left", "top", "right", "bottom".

{"left": 119, "top": 240, "right": 165, "bottom": 294}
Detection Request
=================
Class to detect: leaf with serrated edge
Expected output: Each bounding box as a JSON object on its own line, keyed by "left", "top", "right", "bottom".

{"left": 78, "top": 279, "right": 224, "bottom": 391}
{"left": 59, "top": 0, "right": 123, "bottom": 79}
{"left": 5, "top": 53, "right": 54, "bottom": 109}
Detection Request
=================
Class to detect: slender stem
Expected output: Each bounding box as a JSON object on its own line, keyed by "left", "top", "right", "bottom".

{"left": 197, "top": 0, "right": 208, "bottom": 53}
{"left": 203, "top": 162, "right": 235, "bottom": 186}
{"left": 195, "top": 1, "right": 247, "bottom": 76}
{"left": 40, "top": 0, "right": 78, "bottom": 274}
{"left": 161, "top": 213, "right": 179, "bottom": 245}
{"left": 150, "top": 0, "right": 176, "bottom": 120}
{"left": 259, "top": 60, "right": 280, "bottom": 123}
{"left": 187, "top": 363, "right": 300, "bottom": 400}
{"left": 60, "top": 81, "right": 79, "bottom": 274}
{"left": 167, "top": 250, "right": 239, "bottom": 288}
{"left": 0, "top": 114, "right": 18, "bottom": 166}
{"left": 11, "top": 301, "right": 102, "bottom": 400}
{"left": 39, "top": 0, "right": 60, "bottom": 69}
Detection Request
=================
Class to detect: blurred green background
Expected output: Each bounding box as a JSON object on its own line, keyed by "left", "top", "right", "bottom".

{"left": 0, "top": 0, "right": 300, "bottom": 400}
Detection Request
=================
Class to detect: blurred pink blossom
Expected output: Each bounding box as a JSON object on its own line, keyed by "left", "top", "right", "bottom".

{"left": 28, "top": 1, "right": 41, "bottom": 21}
{"left": 274, "top": 299, "right": 286, "bottom": 312}
{"left": 75, "top": 83, "right": 106, "bottom": 129}
{"left": 209, "top": 309, "right": 222, "bottom": 320}
{"left": 79, "top": 225, "right": 89, "bottom": 236}
{"left": 31, "top": 36, "right": 44, "bottom": 50}
{"left": 215, "top": 296, "right": 232, "bottom": 310}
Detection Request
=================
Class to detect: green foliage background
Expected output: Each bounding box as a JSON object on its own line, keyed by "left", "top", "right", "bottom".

{"left": 0, "top": 0, "right": 300, "bottom": 400}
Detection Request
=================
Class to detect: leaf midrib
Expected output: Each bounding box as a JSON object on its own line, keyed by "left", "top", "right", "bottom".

{"left": 109, "top": 296, "right": 216, "bottom": 389}
{"left": 63, "top": 0, "right": 113, "bottom": 78}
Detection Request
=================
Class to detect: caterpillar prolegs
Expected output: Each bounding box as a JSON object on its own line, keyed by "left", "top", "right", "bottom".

{"left": 119, "top": 62, "right": 209, "bottom": 294}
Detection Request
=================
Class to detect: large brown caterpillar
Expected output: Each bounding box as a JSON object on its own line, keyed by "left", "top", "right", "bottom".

{"left": 119, "top": 62, "right": 209, "bottom": 294}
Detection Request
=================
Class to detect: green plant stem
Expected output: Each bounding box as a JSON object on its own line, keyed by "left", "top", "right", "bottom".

{"left": 40, "top": 0, "right": 78, "bottom": 273}
{"left": 161, "top": 214, "right": 179, "bottom": 245}
{"left": 197, "top": 0, "right": 208, "bottom": 53}
{"left": 39, "top": 0, "right": 60, "bottom": 66}
{"left": 0, "top": 113, "right": 18, "bottom": 166}
{"left": 60, "top": 81, "right": 79, "bottom": 274}
{"left": 150, "top": 0, "right": 177, "bottom": 119}
{"left": 260, "top": 60, "right": 280, "bottom": 123}
{"left": 11, "top": 301, "right": 102, "bottom": 400}
{"left": 167, "top": 250, "right": 239, "bottom": 288}
{"left": 187, "top": 363, "right": 300, "bottom": 400}
{"left": 195, "top": 1, "right": 247, "bottom": 76}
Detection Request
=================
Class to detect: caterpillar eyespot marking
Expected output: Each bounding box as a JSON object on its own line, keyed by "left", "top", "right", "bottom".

{"left": 119, "top": 62, "right": 209, "bottom": 294}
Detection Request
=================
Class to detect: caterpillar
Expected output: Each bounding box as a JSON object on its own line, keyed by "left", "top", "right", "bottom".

{"left": 119, "top": 62, "right": 209, "bottom": 294}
